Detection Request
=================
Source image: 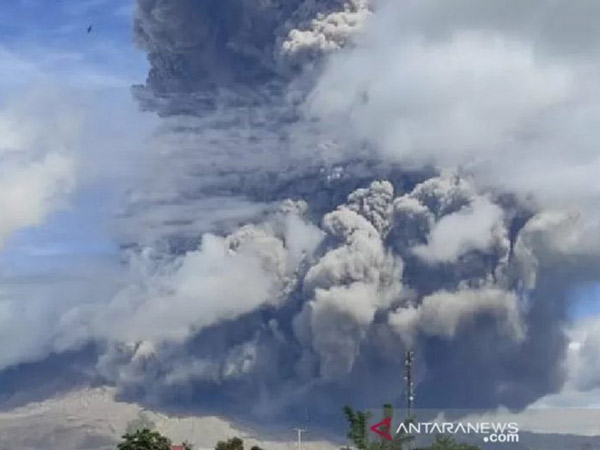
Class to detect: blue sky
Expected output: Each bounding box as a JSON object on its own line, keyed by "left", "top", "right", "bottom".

{"left": 568, "top": 283, "right": 600, "bottom": 319}
{"left": 0, "top": 0, "right": 148, "bottom": 278}
{"left": 0, "top": 0, "right": 145, "bottom": 89}
{"left": 0, "top": 0, "right": 133, "bottom": 43}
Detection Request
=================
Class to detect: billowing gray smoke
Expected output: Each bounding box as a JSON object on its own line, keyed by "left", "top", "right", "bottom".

{"left": 134, "top": 0, "right": 372, "bottom": 93}
{"left": 3, "top": 0, "right": 600, "bottom": 428}
{"left": 101, "top": 167, "right": 572, "bottom": 419}
{"left": 90, "top": 0, "right": 600, "bottom": 421}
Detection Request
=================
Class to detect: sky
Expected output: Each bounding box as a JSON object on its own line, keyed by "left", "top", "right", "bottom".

{"left": 0, "top": 0, "right": 156, "bottom": 359}
{"left": 0, "top": 0, "right": 141, "bottom": 87}
{"left": 0, "top": 0, "right": 149, "bottom": 276}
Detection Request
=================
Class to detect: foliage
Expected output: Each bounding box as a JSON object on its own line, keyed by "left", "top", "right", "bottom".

{"left": 213, "top": 436, "right": 264, "bottom": 450}
{"left": 216, "top": 437, "right": 245, "bottom": 450}
{"left": 343, "top": 405, "right": 371, "bottom": 450}
{"left": 117, "top": 428, "right": 171, "bottom": 450}
{"left": 215, "top": 437, "right": 263, "bottom": 450}
{"left": 342, "top": 405, "right": 414, "bottom": 450}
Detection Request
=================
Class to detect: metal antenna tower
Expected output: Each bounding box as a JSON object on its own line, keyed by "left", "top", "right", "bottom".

{"left": 404, "top": 350, "right": 415, "bottom": 421}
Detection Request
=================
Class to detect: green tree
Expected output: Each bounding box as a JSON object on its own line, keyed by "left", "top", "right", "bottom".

{"left": 343, "top": 405, "right": 371, "bottom": 450}
{"left": 117, "top": 428, "right": 171, "bottom": 450}
{"left": 214, "top": 437, "right": 264, "bottom": 450}
{"left": 216, "top": 437, "right": 244, "bottom": 450}
{"left": 343, "top": 405, "right": 414, "bottom": 450}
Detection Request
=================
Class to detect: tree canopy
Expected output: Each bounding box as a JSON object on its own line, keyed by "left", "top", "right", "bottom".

{"left": 216, "top": 437, "right": 244, "bottom": 450}
{"left": 117, "top": 428, "right": 172, "bottom": 450}
{"left": 215, "top": 437, "right": 263, "bottom": 450}
{"left": 343, "top": 404, "right": 414, "bottom": 450}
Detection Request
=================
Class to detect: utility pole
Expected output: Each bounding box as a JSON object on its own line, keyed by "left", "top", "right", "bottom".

{"left": 293, "top": 428, "right": 306, "bottom": 450}
{"left": 404, "top": 350, "right": 415, "bottom": 421}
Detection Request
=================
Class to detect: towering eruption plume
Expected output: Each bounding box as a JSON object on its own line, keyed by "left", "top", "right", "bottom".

{"left": 94, "top": 0, "right": 600, "bottom": 419}
{"left": 2, "top": 0, "right": 600, "bottom": 428}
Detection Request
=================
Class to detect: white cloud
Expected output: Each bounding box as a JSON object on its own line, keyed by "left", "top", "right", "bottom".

{"left": 389, "top": 286, "right": 524, "bottom": 346}
{"left": 562, "top": 316, "right": 600, "bottom": 392}
{"left": 413, "top": 197, "right": 504, "bottom": 263}
{"left": 93, "top": 234, "right": 281, "bottom": 344}
{"left": 0, "top": 90, "right": 79, "bottom": 247}
{"left": 306, "top": 1, "right": 600, "bottom": 211}
{"left": 0, "top": 154, "right": 74, "bottom": 246}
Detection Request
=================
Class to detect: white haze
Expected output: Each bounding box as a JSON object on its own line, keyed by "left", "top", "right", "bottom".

{"left": 0, "top": 90, "right": 78, "bottom": 248}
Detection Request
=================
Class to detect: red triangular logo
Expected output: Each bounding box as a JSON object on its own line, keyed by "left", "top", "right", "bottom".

{"left": 370, "top": 417, "right": 392, "bottom": 441}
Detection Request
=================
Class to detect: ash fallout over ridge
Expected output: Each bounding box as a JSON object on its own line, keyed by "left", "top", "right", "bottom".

{"left": 2, "top": 0, "right": 600, "bottom": 427}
